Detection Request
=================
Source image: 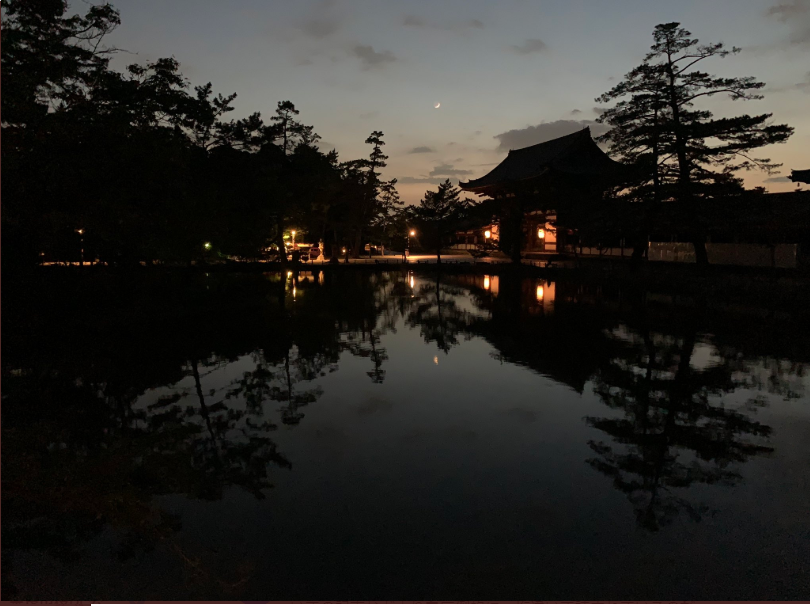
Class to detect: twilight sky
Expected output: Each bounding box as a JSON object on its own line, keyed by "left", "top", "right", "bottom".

{"left": 104, "top": 0, "right": 809, "bottom": 204}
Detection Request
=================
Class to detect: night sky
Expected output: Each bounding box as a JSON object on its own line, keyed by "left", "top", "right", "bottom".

{"left": 105, "top": 0, "right": 809, "bottom": 204}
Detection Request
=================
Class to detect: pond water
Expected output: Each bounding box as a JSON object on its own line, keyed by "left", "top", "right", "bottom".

{"left": 3, "top": 269, "right": 809, "bottom": 600}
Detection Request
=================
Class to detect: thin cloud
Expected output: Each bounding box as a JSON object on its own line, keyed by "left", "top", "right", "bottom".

{"left": 299, "top": 16, "right": 340, "bottom": 38}
{"left": 408, "top": 146, "right": 435, "bottom": 154}
{"left": 494, "top": 120, "right": 609, "bottom": 151}
{"left": 766, "top": 71, "right": 810, "bottom": 93}
{"left": 402, "top": 15, "right": 484, "bottom": 32}
{"left": 764, "top": 176, "right": 793, "bottom": 182}
{"left": 351, "top": 45, "right": 397, "bottom": 70}
{"left": 403, "top": 15, "right": 426, "bottom": 27}
{"left": 429, "top": 164, "right": 473, "bottom": 177}
{"left": 397, "top": 176, "right": 447, "bottom": 184}
{"left": 766, "top": 0, "right": 810, "bottom": 48}
{"left": 296, "top": 0, "right": 342, "bottom": 39}
{"left": 509, "top": 38, "right": 548, "bottom": 55}
{"left": 571, "top": 109, "right": 582, "bottom": 115}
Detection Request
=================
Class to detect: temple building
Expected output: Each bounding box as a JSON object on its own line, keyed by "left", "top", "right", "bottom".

{"left": 458, "top": 127, "right": 626, "bottom": 257}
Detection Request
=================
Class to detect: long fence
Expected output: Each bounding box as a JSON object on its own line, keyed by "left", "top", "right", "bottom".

{"left": 563, "top": 243, "right": 800, "bottom": 269}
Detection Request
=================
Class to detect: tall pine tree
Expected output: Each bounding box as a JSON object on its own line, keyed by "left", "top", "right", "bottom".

{"left": 597, "top": 23, "right": 793, "bottom": 265}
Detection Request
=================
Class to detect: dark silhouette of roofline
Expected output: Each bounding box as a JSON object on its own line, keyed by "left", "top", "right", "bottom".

{"left": 459, "top": 127, "right": 625, "bottom": 192}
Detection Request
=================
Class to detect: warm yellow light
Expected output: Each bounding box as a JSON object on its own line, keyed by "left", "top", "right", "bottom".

{"left": 287, "top": 271, "right": 293, "bottom": 277}
{"left": 537, "top": 228, "right": 545, "bottom": 239}
{"left": 409, "top": 275, "right": 415, "bottom": 288}
{"left": 76, "top": 228, "right": 85, "bottom": 235}
{"left": 433, "top": 356, "right": 438, "bottom": 365}
{"left": 536, "top": 285, "right": 544, "bottom": 301}
{"left": 342, "top": 247, "right": 347, "bottom": 254}
{"left": 484, "top": 230, "right": 491, "bottom": 239}
{"left": 410, "top": 230, "right": 416, "bottom": 236}
{"left": 484, "top": 275, "right": 491, "bottom": 289}
{"left": 203, "top": 242, "right": 212, "bottom": 250}
{"left": 291, "top": 230, "right": 296, "bottom": 236}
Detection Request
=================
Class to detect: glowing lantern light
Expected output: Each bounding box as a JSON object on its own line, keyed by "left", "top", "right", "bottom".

{"left": 203, "top": 242, "right": 212, "bottom": 250}
{"left": 484, "top": 230, "right": 491, "bottom": 239}
{"left": 409, "top": 275, "right": 415, "bottom": 289}
{"left": 537, "top": 228, "right": 545, "bottom": 239}
{"left": 536, "top": 285, "right": 544, "bottom": 301}
{"left": 484, "top": 275, "right": 491, "bottom": 290}
{"left": 287, "top": 271, "right": 293, "bottom": 277}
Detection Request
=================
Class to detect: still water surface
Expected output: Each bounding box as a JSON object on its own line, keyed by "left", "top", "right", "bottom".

{"left": 3, "top": 270, "right": 809, "bottom": 600}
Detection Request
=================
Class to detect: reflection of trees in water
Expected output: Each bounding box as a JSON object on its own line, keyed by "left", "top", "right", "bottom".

{"left": 1, "top": 270, "right": 409, "bottom": 597}
{"left": 455, "top": 275, "right": 800, "bottom": 532}
{"left": 585, "top": 326, "right": 776, "bottom": 531}
{"left": 406, "top": 273, "right": 474, "bottom": 353}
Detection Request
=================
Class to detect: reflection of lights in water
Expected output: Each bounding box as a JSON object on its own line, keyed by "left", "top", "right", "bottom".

{"left": 293, "top": 285, "right": 297, "bottom": 299}
{"left": 410, "top": 275, "right": 415, "bottom": 289}
{"left": 433, "top": 356, "right": 438, "bottom": 365}
{"left": 318, "top": 271, "right": 324, "bottom": 285}
{"left": 536, "top": 285, "right": 544, "bottom": 301}
{"left": 484, "top": 275, "right": 491, "bottom": 290}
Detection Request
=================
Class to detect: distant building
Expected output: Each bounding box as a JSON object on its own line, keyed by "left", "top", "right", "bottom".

{"left": 458, "top": 128, "right": 626, "bottom": 257}
{"left": 456, "top": 130, "right": 810, "bottom": 268}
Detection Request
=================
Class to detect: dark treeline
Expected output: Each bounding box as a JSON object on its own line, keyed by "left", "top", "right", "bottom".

{"left": 3, "top": 0, "right": 474, "bottom": 268}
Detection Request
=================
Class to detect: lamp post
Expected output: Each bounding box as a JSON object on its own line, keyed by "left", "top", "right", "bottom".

{"left": 291, "top": 230, "right": 296, "bottom": 249}
{"left": 406, "top": 229, "right": 415, "bottom": 261}
{"left": 76, "top": 228, "right": 85, "bottom": 266}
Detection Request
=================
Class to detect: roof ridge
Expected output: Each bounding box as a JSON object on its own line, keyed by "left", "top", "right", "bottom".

{"left": 510, "top": 126, "right": 590, "bottom": 154}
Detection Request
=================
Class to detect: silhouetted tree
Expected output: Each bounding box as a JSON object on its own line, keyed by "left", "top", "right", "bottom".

{"left": 597, "top": 23, "right": 793, "bottom": 265}
{"left": 409, "top": 180, "right": 475, "bottom": 263}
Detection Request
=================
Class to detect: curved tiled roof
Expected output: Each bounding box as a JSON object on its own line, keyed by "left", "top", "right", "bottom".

{"left": 459, "top": 127, "right": 625, "bottom": 191}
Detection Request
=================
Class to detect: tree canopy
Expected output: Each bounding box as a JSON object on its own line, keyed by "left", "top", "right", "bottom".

{"left": 596, "top": 22, "right": 793, "bottom": 264}
{"left": 1, "top": 0, "right": 406, "bottom": 269}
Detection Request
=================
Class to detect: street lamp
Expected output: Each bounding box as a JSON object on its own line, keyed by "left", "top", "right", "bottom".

{"left": 291, "top": 230, "right": 296, "bottom": 249}
{"left": 407, "top": 229, "right": 415, "bottom": 259}
{"left": 484, "top": 230, "right": 491, "bottom": 240}
{"left": 203, "top": 242, "right": 212, "bottom": 251}
{"left": 76, "top": 228, "right": 85, "bottom": 266}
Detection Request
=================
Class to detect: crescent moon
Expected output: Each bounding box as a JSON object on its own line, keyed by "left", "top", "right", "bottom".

{"left": 434, "top": 102, "right": 441, "bottom": 109}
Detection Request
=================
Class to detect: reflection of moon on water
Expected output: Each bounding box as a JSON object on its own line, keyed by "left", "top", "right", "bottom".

{"left": 434, "top": 102, "right": 441, "bottom": 109}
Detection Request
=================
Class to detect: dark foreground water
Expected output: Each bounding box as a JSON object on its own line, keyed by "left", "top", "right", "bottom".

{"left": 3, "top": 269, "right": 809, "bottom": 600}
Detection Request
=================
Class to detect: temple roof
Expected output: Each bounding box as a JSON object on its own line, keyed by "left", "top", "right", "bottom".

{"left": 459, "top": 127, "right": 625, "bottom": 192}
{"left": 790, "top": 169, "right": 810, "bottom": 184}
